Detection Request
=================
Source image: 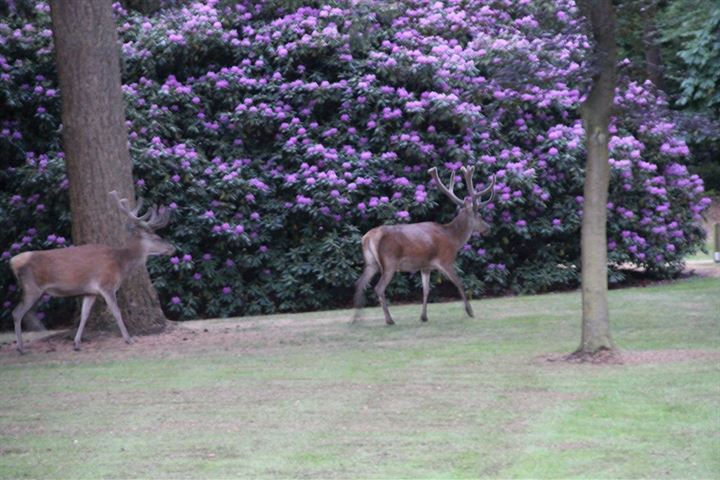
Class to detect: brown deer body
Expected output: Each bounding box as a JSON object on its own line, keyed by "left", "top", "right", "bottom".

{"left": 353, "top": 166, "right": 495, "bottom": 325}
{"left": 9, "top": 192, "right": 174, "bottom": 353}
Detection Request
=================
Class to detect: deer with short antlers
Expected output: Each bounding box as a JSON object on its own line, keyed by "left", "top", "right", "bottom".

{"left": 9, "top": 191, "right": 175, "bottom": 353}
{"left": 353, "top": 166, "right": 495, "bottom": 325}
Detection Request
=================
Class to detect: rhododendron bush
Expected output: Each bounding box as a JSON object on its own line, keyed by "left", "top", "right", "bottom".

{"left": 0, "top": 0, "right": 709, "bottom": 325}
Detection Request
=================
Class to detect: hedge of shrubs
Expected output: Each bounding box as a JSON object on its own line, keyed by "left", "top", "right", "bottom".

{"left": 0, "top": 0, "right": 710, "bottom": 326}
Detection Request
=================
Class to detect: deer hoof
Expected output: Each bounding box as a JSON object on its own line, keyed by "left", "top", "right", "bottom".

{"left": 16, "top": 347, "right": 25, "bottom": 355}
{"left": 385, "top": 319, "right": 395, "bottom": 326}
{"left": 420, "top": 314, "right": 428, "bottom": 322}
{"left": 125, "top": 337, "right": 135, "bottom": 345}
{"left": 73, "top": 344, "right": 81, "bottom": 352}
{"left": 466, "top": 306, "right": 475, "bottom": 318}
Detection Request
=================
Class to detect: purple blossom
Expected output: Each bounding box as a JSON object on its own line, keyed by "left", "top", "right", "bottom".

{"left": 296, "top": 195, "right": 313, "bottom": 206}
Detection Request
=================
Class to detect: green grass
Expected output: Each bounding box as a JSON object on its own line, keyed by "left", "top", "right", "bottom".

{"left": 1, "top": 278, "right": 719, "bottom": 479}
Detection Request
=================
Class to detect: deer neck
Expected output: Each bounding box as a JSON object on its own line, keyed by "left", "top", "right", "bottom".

{"left": 117, "top": 235, "right": 149, "bottom": 277}
{"left": 444, "top": 208, "right": 474, "bottom": 249}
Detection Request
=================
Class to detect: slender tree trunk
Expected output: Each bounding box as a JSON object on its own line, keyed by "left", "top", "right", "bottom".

{"left": 49, "top": 1, "right": 167, "bottom": 335}
{"left": 642, "top": 2, "right": 665, "bottom": 90}
{"left": 576, "top": 0, "right": 617, "bottom": 355}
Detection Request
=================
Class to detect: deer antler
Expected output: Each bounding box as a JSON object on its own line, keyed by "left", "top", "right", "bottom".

{"left": 428, "top": 167, "right": 465, "bottom": 207}
{"left": 461, "top": 166, "right": 476, "bottom": 209}
{"left": 475, "top": 174, "right": 496, "bottom": 206}
{"left": 145, "top": 205, "right": 171, "bottom": 230}
{"left": 109, "top": 191, "right": 170, "bottom": 231}
{"left": 116, "top": 196, "right": 150, "bottom": 220}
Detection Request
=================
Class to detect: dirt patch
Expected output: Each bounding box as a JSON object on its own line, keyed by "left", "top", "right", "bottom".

{"left": 553, "top": 442, "right": 593, "bottom": 451}
{"left": 536, "top": 348, "right": 623, "bottom": 365}
{"left": 0, "top": 314, "right": 365, "bottom": 364}
{"left": 535, "top": 349, "right": 720, "bottom": 367}
{"left": 620, "top": 349, "right": 720, "bottom": 365}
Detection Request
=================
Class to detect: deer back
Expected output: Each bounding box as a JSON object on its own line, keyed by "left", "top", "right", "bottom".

{"left": 367, "top": 222, "right": 460, "bottom": 272}
{"left": 11, "top": 244, "right": 125, "bottom": 296}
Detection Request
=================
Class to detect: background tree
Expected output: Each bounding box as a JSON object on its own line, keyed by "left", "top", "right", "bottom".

{"left": 659, "top": 0, "right": 720, "bottom": 192}
{"left": 119, "top": 0, "right": 163, "bottom": 15}
{"left": 616, "top": 0, "right": 664, "bottom": 89}
{"left": 641, "top": 1, "right": 664, "bottom": 90}
{"left": 574, "top": 0, "right": 617, "bottom": 357}
{"left": 617, "top": 0, "right": 720, "bottom": 193}
{"left": 48, "top": 0, "right": 167, "bottom": 335}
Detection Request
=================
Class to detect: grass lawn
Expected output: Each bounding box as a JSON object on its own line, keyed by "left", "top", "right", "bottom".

{"left": 1, "top": 277, "right": 718, "bottom": 479}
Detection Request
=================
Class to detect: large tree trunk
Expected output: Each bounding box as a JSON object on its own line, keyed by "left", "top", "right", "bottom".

{"left": 575, "top": 0, "right": 617, "bottom": 355}
{"left": 49, "top": 1, "right": 167, "bottom": 335}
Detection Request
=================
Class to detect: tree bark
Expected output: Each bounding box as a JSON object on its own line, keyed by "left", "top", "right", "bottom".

{"left": 49, "top": 1, "right": 167, "bottom": 335}
{"left": 576, "top": 0, "right": 617, "bottom": 355}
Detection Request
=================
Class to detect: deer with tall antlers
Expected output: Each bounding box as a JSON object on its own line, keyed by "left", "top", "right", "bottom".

{"left": 353, "top": 166, "right": 495, "bottom": 325}
{"left": 9, "top": 191, "right": 175, "bottom": 353}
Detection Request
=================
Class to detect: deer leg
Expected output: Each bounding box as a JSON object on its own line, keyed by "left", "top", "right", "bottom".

{"left": 438, "top": 265, "right": 474, "bottom": 318}
{"left": 23, "top": 308, "right": 46, "bottom": 332}
{"left": 12, "top": 289, "right": 42, "bottom": 354}
{"left": 374, "top": 269, "right": 396, "bottom": 325}
{"left": 100, "top": 290, "right": 133, "bottom": 344}
{"left": 74, "top": 295, "right": 97, "bottom": 351}
{"left": 420, "top": 269, "right": 431, "bottom": 322}
{"left": 352, "top": 263, "right": 379, "bottom": 322}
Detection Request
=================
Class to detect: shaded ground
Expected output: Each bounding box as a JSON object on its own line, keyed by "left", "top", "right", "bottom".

{"left": 4, "top": 315, "right": 720, "bottom": 367}
{"left": 0, "top": 277, "right": 718, "bottom": 479}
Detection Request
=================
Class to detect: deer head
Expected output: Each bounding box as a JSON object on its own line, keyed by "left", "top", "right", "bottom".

{"left": 109, "top": 191, "right": 175, "bottom": 256}
{"left": 428, "top": 166, "right": 495, "bottom": 235}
